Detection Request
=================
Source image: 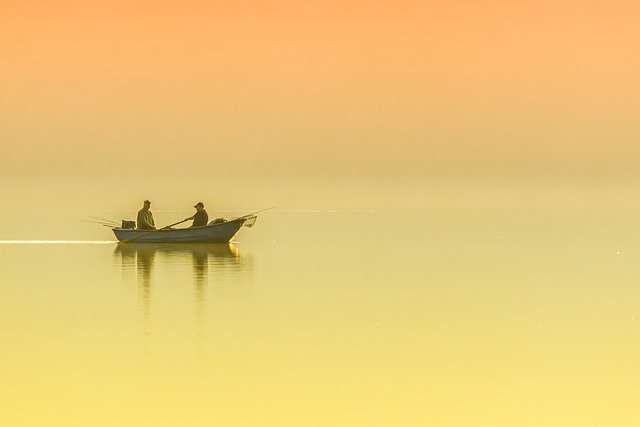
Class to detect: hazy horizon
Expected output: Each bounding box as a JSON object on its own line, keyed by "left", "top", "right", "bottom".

{"left": 2, "top": 1, "right": 640, "bottom": 188}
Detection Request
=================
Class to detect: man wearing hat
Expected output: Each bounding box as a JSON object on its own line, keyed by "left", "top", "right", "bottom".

{"left": 137, "top": 200, "right": 156, "bottom": 230}
{"left": 186, "top": 202, "right": 209, "bottom": 227}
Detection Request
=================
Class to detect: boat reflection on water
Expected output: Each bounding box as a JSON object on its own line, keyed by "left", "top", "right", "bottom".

{"left": 114, "top": 243, "right": 254, "bottom": 329}
{"left": 115, "top": 242, "right": 249, "bottom": 277}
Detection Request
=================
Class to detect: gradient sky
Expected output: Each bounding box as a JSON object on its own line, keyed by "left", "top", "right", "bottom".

{"left": 1, "top": 0, "right": 640, "bottom": 185}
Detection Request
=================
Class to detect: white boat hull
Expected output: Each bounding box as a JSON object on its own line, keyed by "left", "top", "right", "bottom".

{"left": 112, "top": 218, "right": 248, "bottom": 243}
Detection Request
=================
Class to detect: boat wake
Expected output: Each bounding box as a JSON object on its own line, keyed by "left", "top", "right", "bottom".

{"left": 0, "top": 240, "right": 115, "bottom": 245}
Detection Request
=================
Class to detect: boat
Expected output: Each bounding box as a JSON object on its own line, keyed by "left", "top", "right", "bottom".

{"left": 112, "top": 216, "right": 257, "bottom": 244}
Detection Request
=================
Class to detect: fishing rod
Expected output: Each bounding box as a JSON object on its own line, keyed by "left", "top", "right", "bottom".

{"left": 89, "top": 216, "right": 120, "bottom": 225}
{"left": 231, "top": 207, "right": 276, "bottom": 220}
{"left": 81, "top": 219, "right": 120, "bottom": 227}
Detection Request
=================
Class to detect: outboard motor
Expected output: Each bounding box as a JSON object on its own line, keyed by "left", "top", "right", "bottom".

{"left": 121, "top": 220, "right": 136, "bottom": 229}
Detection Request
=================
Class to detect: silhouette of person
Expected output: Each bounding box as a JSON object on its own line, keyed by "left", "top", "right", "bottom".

{"left": 137, "top": 200, "right": 156, "bottom": 230}
{"left": 186, "top": 202, "right": 209, "bottom": 227}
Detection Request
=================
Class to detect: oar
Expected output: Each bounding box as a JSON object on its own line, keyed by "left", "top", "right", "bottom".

{"left": 122, "top": 219, "right": 189, "bottom": 243}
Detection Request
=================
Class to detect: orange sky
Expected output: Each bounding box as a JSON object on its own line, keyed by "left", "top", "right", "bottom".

{"left": 1, "top": 0, "right": 640, "bottom": 184}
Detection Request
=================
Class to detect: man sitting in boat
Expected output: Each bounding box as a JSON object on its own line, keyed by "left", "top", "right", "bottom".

{"left": 185, "top": 202, "right": 209, "bottom": 227}
{"left": 137, "top": 200, "right": 156, "bottom": 230}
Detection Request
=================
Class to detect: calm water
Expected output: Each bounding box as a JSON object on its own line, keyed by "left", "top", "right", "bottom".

{"left": 2, "top": 185, "right": 640, "bottom": 426}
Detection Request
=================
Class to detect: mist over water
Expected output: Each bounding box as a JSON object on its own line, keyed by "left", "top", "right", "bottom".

{"left": 2, "top": 179, "right": 640, "bottom": 426}
{"left": 3, "top": 0, "right": 640, "bottom": 424}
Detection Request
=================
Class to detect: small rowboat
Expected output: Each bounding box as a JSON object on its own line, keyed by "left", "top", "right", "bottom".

{"left": 112, "top": 216, "right": 257, "bottom": 244}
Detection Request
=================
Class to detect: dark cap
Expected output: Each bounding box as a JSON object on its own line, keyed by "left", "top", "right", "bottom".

{"left": 144, "top": 200, "right": 151, "bottom": 204}
{"left": 194, "top": 202, "right": 204, "bottom": 208}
